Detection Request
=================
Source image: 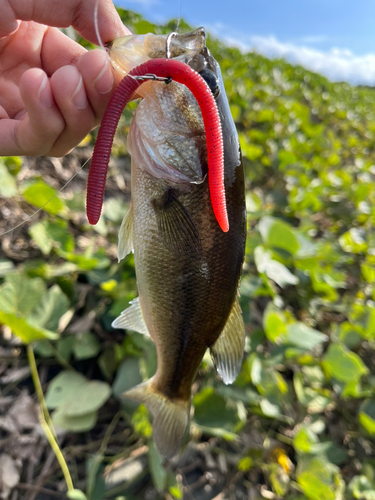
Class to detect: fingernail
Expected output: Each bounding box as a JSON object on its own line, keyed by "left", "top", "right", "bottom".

{"left": 71, "top": 76, "right": 88, "bottom": 109}
{"left": 38, "top": 74, "right": 54, "bottom": 108}
{"left": 93, "top": 58, "right": 114, "bottom": 94}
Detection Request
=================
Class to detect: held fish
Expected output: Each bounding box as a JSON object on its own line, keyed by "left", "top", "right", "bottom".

{"left": 108, "top": 28, "right": 247, "bottom": 458}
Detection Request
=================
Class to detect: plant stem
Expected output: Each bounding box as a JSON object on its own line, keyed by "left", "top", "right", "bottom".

{"left": 38, "top": 408, "right": 74, "bottom": 492}
{"left": 27, "top": 344, "right": 74, "bottom": 492}
{"left": 27, "top": 344, "right": 58, "bottom": 440}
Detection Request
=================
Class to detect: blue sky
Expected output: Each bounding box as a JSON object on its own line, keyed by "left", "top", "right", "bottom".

{"left": 115, "top": 0, "right": 375, "bottom": 85}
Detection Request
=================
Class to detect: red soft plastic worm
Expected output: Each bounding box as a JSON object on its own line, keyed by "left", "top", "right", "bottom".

{"left": 86, "top": 58, "right": 229, "bottom": 232}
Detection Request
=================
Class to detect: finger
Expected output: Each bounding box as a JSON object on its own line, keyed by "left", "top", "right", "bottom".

{"left": 0, "top": 9, "right": 19, "bottom": 37}
{"left": 41, "top": 27, "right": 87, "bottom": 76}
{"left": 1, "top": 0, "right": 130, "bottom": 42}
{"left": 0, "top": 106, "right": 10, "bottom": 120}
{"left": 49, "top": 65, "right": 96, "bottom": 156}
{"left": 77, "top": 49, "right": 116, "bottom": 123}
{"left": 0, "top": 68, "right": 65, "bottom": 156}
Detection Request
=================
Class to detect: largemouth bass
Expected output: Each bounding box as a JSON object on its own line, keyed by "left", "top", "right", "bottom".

{"left": 110, "top": 28, "right": 246, "bottom": 458}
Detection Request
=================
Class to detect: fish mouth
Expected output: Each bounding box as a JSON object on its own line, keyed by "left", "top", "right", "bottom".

{"left": 106, "top": 28, "right": 222, "bottom": 99}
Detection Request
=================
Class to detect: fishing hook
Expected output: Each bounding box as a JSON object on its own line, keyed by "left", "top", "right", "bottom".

{"left": 132, "top": 73, "right": 172, "bottom": 84}
{"left": 166, "top": 32, "right": 178, "bottom": 58}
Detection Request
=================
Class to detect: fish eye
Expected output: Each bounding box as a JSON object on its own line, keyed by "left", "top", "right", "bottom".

{"left": 199, "top": 69, "right": 220, "bottom": 98}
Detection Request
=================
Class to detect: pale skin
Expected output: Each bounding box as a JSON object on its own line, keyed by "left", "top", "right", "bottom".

{"left": 0, "top": 0, "right": 131, "bottom": 157}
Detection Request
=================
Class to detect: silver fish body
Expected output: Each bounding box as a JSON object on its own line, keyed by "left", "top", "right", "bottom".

{"left": 111, "top": 29, "right": 246, "bottom": 457}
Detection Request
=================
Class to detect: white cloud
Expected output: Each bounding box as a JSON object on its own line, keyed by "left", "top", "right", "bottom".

{"left": 250, "top": 35, "right": 375, "bottom": 85}
{"left": 210, "top": 26, "right": 375, "bottom": 86}
{"left": 297, "top": 35, "right": 328, "bottom": 44}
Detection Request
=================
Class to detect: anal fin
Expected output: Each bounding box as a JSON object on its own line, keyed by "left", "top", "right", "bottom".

{"left": 210, "top": 298, "right": 245, "bottom": 385}
{"left": 111, "top": 297, "right": 149, "bottom": 335}
{"left": 123, "top": 377, "right": 189, "bottom": 459}
{"left": 118, "top": 202, "right": 134, "bottom": 262}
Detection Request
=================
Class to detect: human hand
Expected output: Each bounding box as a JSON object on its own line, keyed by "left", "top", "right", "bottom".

{"left": 0, "top": 0, "right": 131, "bottom": 157}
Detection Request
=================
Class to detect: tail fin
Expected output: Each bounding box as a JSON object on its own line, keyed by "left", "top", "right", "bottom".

{"left": 123, "top": 378, "right": 189, "bottom": 458}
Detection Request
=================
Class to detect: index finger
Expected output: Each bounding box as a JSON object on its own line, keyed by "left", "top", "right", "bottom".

{"left": 0, "top": 0, "right": 130, "bottom": 43}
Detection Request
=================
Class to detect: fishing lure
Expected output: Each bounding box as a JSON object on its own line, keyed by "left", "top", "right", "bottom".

{"left": 86, "top": 58, "right": 229, "bottom": 232}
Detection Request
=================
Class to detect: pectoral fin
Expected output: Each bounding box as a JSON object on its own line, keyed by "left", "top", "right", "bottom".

{"left": 111, "top": 297, "right": 149, "bottom": 335}
{"left": 153, "top": 190, "right": 202, "bottom": 257}
{"left": 123, "top": 377, "right": 190, "bottom": 458}
{"left": 210, "top": 298, "right": 245, "bottom": 385}
{"left": 118, "top": 203, "right": 134, "bottom": 262}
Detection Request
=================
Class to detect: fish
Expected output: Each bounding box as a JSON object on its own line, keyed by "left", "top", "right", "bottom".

{"left": 109, "top": 28, "right": 247, "bottom": 458}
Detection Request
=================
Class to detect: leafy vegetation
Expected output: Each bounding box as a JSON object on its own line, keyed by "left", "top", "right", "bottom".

{"left": 1, "top": 7, "right": 375, "bottom": 500}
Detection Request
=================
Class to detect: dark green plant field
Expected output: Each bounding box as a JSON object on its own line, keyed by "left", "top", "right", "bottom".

{"left": 1, "top": 8, "right": 375, "bottom": 500}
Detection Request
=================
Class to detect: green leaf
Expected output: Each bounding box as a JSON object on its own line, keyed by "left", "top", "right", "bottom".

{"left": 339, "top": 228, "right": 367, "bottom": 254}
{"left": 294, "top": 426, "right": 319, "bottom": 453}
{"left": 45, "top": 371, "right": 87, "bottom": 409}
{"left": 45, "top": 371, "right": 111, "bottom": 416}
{"left": 259, "top": 397, "right": 281, "bottom": 417}
{"left": 64, "top": 380, "right": 111, "bottom": 417}
{"left": 254, "top": 246, "right": 298, "bottom": 287}
{"left": 46, "top": 371, "right": 111, "bottom": 417}
{"left": 57, "top": 336, "right": 75, "bottom": 362}
{"left": 131, "top": 404, "right": 152, "bottom": 438}
{"left": 86, "top": 454, "right": 105, "bottom": 500}
{"left": 0, "top": 274, "right": 45, "bottom": 316}
{"left": 349, "top": 475, "right": 375, "bottom": 500}
{"left": 45, "top": 219, "right": 74, "bottom": 252}
{"left": 104, "top": 197, "right": 128, "bottom": 223}
{"left": 29, "top": 222, "right": 53, "bottom": 255}
{"left": 285, "top": 323, "right": 327, "bottom": 350}
{"left": 28, "top": 284, "right": 70, "bottom": 331}
{"left": 0, "top": 311, "right": 58, "bottom": 342}
{"left": 29, "top": 219, "right": 74, "bottom": 255}
{"left": 359, "top": 400, "right": 375, "bottom": 435}
{"left": 148, "top": 441, "right": 167, "bottom": 492}
{"left": 22, "top": 181, "right": 64, "bottom": 215}
{"left": 52, "top": 406, "right": 97, "bottom": 432}
{"left": 194, "top": 387, "right": 239, "bottom": 431}
{"left": 245, "top": 192, "right": 262, "bottom": 214}
{"left": 112, "top": 358, "right": 143, "bottom": 399}
{"left": 0, "top": 260, "right": 14, "bottom": 277}
{"left": 67, "top": 490, "right": 88, "bottom": 500}
{"left": 3, "top": 156, "right": 23, "bottom": 175}
{"left": 168, "top": 482, "right": 183, "bottom": 500}
{"left": 0, "top": 162, "right": 17, "bottom": 197}
{"left": 0, "top": 273, "right": 61, "bottom": 342}
{"left": 263, "top": 303, "right": 287, "bottom": 343}
{"left": 73, "top": 332, "right": 101, "bottom": 360}
{"left": 361, "top": 263, "right": 375, "bottom": 283}
{"left": 193, "top": 424, "right": 238, "bottom": 441}
{"left": 239, "top": 135, "right": 263, "bottom": 161}
{"left": 297, "top": 458, "right": 336, "bottom": 500}
{"left": 259, "top": 216, "right": 299, "bottom": 254}
{"left": 323, "top": 344, "right": 368, "bottom": 384}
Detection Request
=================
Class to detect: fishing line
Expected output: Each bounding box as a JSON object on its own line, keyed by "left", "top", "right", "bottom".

{"left": 175, "top": 0, "right": 182, "bottom": 33}
{"left": 93, "top": 0, "right": 107, "bottom": 52}
{"left": 0, "top": 157, "right": 91, "bottom": 238}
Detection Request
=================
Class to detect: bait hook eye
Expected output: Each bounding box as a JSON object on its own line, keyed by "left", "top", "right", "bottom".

{"left": 132, "top": 73, "right": 172, "bottom": 84}
{"left": 166, "top": 32, "right": 178, "bottom": 59}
